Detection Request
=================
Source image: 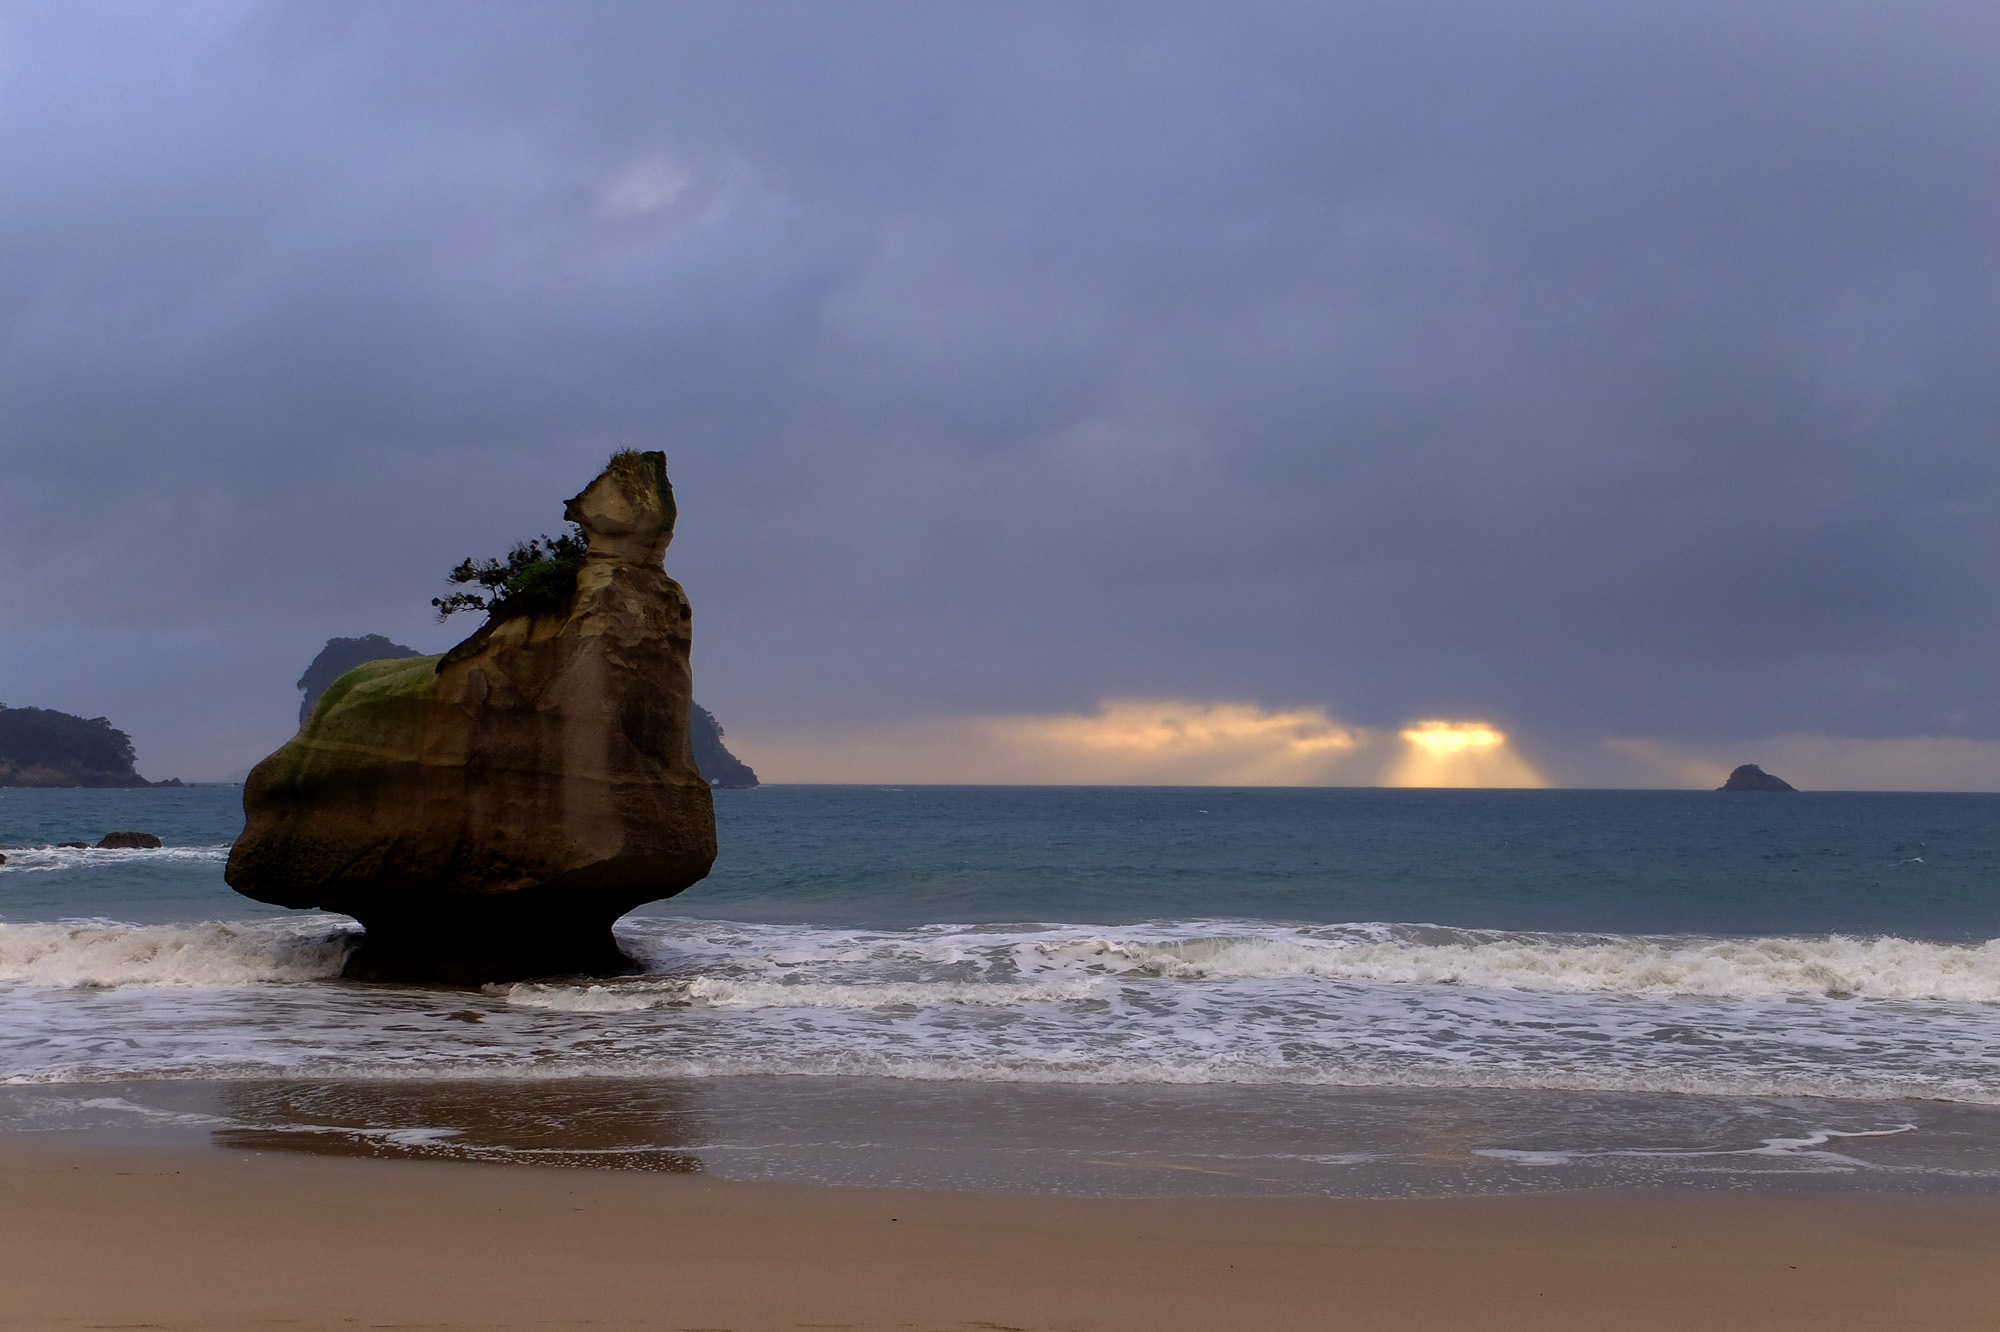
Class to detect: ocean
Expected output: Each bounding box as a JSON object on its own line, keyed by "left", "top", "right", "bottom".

{"left": 4, "top": 783, "right": 1999, "bottom": 1196}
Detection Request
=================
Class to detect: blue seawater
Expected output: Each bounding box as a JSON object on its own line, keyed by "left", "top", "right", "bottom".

{"left": 5, "top": 783, "right": 2000, "bottom": 1195}
{"left": 678, "top": 785, "right": 2000, "bottom": 937}
{"left": 6, "top": 784, "right": 1996, "bottom": 936}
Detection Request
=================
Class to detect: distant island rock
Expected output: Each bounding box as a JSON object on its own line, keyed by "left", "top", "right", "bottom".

{"left": 229, "top": 452, "right": 718, "bottom": 983}
{"left": 691, "top": 704, "right": 759, "bottom": 788}
{"left": 298, "top": 641, "right": 757, "bottom": 786}
{"left": 97, "top": 831, "right": 163, "bottom": 849}
{"left": 298, "top": 634, "right": 424, "bottom": 728}
{"left": 0, "top": 703, "right": 177, "bottom": 787}
{"left": 1719, "top": 764, "right": 1797, "bottom": 792}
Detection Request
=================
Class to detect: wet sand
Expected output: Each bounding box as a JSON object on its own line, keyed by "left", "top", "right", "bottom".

{"left": 3, "top": 1137, "right": 1997, "bottom": 1331}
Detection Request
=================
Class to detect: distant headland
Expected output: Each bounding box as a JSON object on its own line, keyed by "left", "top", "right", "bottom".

{"left": 0, "top": 703, "right": 179, "bottom": 788}
{"left": 691, "top": 704, "right": 758, "bottom": 788}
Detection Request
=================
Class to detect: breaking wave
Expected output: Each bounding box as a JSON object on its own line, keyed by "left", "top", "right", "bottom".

{"left": 0, "top": 918, "right": 354, "bottom": 987}
{"left": 499, "top": 975, "right": 1106, "bottom": 1013}
{"left": 0, "top": 844, "right": 233, "bottom": 874}
{"left": 1038, "top": 928, "right": 2000, "bottom": 1003}
{"left": 4, "top": 915, "right": 1998, "bottom": 1105}
{"left": 6, "top": 914, "right": 1998, "bottom": 1005}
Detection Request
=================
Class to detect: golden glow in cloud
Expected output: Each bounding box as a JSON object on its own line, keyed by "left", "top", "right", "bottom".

{"left": 733, "top": 709, "right": 2000, "bottom": 790}
{"left": 735, "top": 699, "right": 1373, "bottom": 785}
{"left": 1400, "top": 720, "right": 1508, "bottom": 754}
{"left": 732, "top": 700, "right": 1550, "bottom": 787}
{"left": 984, "top": 700, "right": 1361, "bottom": 785}
{"left": 1385, "top": 719, "right": 1546, "bottom": 788}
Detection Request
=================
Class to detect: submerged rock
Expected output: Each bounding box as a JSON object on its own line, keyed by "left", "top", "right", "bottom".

{"left": 1718, "top": 764, "right": 1797, "bottom": 792}
{"left": 226, "top": 452, "right": 717, "bottom": 983}
{"left": 97, "top": 831, "right": 162, "bottom": 849}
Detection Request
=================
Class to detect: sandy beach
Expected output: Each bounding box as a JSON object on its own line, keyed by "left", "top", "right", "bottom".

{"left": 3, "top": 1138, "right": 1996, "bottom": 1331}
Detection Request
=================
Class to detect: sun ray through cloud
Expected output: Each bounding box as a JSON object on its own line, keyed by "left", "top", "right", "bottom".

{"left": 1385, "top": 720, "right": 1545, "bottom": 788}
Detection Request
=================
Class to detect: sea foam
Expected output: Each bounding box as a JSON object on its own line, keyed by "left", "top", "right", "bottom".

{"left": 1042, "top": 928, "right": 2000, "bottom": 1003}
{"left": 498, "top": 974, "right": 1105, "bottom": 1012}
{"left": 5, "top": 914, "right": 1999, "bottom": 1106}
{"left": 0, "top": 918, "right": 353, "bottom": 987}
{"left": 5, "top": 914, "right": 1999, "bottom": 1005}
{"left": 0, "top": 844, "right": 233, "bottom": 874}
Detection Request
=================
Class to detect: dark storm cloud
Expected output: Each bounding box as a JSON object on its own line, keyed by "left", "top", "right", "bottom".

{"left": 2, "top": 1, "right": 1996, "bottom": 778}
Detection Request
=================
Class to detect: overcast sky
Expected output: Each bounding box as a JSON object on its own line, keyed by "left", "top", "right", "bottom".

{"left": 4, "top": 1, "right": 1997, "bottom": 786}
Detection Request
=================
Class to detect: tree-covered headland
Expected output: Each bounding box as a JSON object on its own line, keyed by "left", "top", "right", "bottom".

{"left": 0, "top": 704, "right": 172, "bottom": 787}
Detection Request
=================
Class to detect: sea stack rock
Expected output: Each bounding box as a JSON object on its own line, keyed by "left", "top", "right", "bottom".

{"left": 226, "top": 452, "right": 717, "bottom": 983}
{"left": 1718, "top": 764, "right": 1797, "bottom": 792}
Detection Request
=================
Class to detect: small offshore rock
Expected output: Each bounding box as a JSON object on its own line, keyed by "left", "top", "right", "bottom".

{"left": 55, "top": 841, "right": 91, "bottom": 849}
{"left": 1718, "top": 764, "right": 1797, "bottom": 792}
{"left": 97, "top": 831, "right": 163, "bottom": 849}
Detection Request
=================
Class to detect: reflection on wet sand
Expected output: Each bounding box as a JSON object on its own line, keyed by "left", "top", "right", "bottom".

{"left": 6, "top": 1078, "right": 1997, "bottom": 1197}
{"left": 213, "top": 1079, "right": 704, "bottom": 1171}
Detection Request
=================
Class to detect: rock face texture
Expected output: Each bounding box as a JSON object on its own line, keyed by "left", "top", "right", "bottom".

{"left": 1719, "top": 764, "right": 1798, "bottom": 792}
{"left": 298, "top": 635, "right": 423, "bottom": 729}
{"left": 226, "top": 452, "right": 717, "bottom": 982}
{"left": 296, "top": 635, "right": 755, "bottom": 787}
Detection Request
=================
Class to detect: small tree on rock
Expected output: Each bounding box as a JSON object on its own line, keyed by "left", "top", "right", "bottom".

{"left": 433, "top": 526, "right": 589, "bottom": 623}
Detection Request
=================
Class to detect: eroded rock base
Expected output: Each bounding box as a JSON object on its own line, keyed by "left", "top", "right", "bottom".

{"left": 340, "top": 911, "right": 641, "bottom": 986}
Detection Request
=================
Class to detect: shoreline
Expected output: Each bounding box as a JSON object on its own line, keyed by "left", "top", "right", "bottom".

{"left": 13, "top": 1076, "right": 2000, "bottom": 1198}
{"left": 5, "top": 1135, "right": 1998, "bottom": 1330}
